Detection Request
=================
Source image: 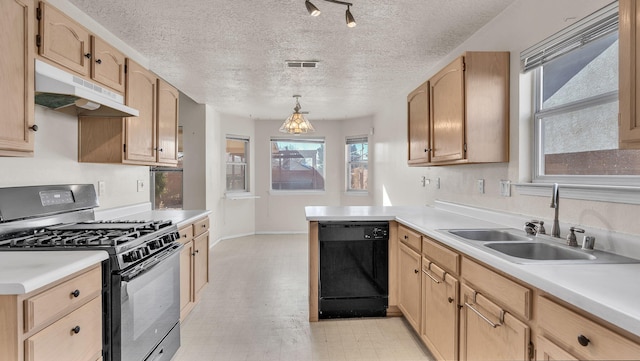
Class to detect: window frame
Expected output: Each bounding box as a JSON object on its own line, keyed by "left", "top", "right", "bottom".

{"left": 269, "top": 137, "right": 326, "bottom": 193}
{"left": 345, "top": 136, "right": 369, "bottom": 193}
{"left": 225, "top": 135, "right": 250, "bottom": 194}
{"left": 516, "top": 0, "right": 640, "bottom": 205}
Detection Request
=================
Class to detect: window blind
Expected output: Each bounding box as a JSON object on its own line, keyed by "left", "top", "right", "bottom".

{"left": 520, "top": 1, "right": 618, "bottom": 73}
{"left": 346, "top": 136, "right": 368, "bottom": 145}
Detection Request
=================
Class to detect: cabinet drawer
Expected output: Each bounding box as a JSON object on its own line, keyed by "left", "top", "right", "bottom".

{"left": 25, "top": 296, "right": 102, "bottom": 361}
{"left": 538, "top": 296, "right": 640, "bottom": 360}
{"left": 24, "top": 266, "right": 102, "bottom": 333}
{"left": 178, "top": 224, "right": 194, "bottom": 244}
{"left": 461, "top": 258, "right": 531, "bottom": 320}
{"left": 398, "top": 225, "right": 421, "bottom": 253}
{"left": 193, "top": 217, "right": 210, "bottom": 237}
{"left": 422, "top": 236, "right": 459, "bottom": 275}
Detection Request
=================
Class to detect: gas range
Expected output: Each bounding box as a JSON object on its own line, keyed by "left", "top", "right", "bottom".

{"left": 0, "top": 219, "right": 179, "bottom": 271}
{"left": 0, "top": 184, "right": 183, "bottom": 361}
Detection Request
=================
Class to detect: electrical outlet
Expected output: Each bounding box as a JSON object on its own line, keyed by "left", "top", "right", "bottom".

{"left": 477, "top": 179, "right": 485, "bottom": 194}
{"left": 500, "top": 180, "right": 511, "bottom": 197}
{"left": 420, "top": 176, "right": 430, "bottom": 187}
{"left": 137, "top": 180, "right": 145, "bottom": 192}
{"left": 436, "top": 177, "right": 440, "bottom": 189}
{"left": 98, "top": 181, "right": 106, "bottom": 196}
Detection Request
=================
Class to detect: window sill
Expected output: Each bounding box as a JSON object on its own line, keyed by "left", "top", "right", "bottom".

{"left": 224, "top": 193, "right": 260, "bottom": 200}
{"left": 514, "top": 183, "right": 640, "bottom": 205}
{"left": 268, "top": 190, "right": 326, "bottom": 196}
{"left": 344, "top": 191, "right": 370, "bottom": 196}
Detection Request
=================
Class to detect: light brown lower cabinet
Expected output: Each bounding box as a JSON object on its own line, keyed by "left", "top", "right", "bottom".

{"left": 421, "top": 258, "right": 458, "bottom": 361}
{"left": 0, "top": 264, "right": 103, "bottom": 361}
{"left": 459, "top": 283, "right": 530, "bottom": 361}
{"left": 535, "top": 336, "right": 579, "bottom": 361}
{"left": 398, "top": 241, "right": 422, "bottom": 333}
{"left": 178, "top": 216, "right": 210, "bottom": 321}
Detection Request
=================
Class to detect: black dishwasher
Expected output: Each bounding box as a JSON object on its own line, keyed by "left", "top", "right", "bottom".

{"left": 318, "top": 221, "right": 389, "bottom": 319}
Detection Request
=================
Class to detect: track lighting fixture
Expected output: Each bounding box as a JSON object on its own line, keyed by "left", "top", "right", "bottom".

{"left": 305, "top": 0, "right": 356, "bottom": 27}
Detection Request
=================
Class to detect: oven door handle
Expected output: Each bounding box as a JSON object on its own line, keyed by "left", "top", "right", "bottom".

{"left": 120, "top": 243, "right": 183, "bottom": 282}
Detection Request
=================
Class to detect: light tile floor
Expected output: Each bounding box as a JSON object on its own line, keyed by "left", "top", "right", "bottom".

{"left": 172, "top": 234, "right": 434, "bottom": 361}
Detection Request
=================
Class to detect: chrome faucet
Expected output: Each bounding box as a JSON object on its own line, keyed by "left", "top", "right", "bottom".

{"left": 550, "top": 183, "right": 560, "bottom": 238}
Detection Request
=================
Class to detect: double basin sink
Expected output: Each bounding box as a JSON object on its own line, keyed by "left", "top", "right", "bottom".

{"left": 444, "top": 229, "right": 640, "bottom": 264}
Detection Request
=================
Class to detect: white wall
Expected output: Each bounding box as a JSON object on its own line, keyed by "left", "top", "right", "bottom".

{"left": 0, "top": 106, "right": 149, "bottom": 209}
{"left": 253, "top": 116, "right": 375, "bottom": 233}
{"left": 372, "top": 0, "right": 640, "bottom": 236}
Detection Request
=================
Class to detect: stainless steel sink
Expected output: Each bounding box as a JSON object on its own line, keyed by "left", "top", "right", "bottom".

{"left": 448, "top": 229, "right": 531, "bottom": 242}
{"left": 484, "top": 242, "right": 596, "bottom": 261}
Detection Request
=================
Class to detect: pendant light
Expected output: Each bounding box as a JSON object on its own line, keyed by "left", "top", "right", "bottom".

{"left": 279, "top": 95, "right": 315, "bottom": 135}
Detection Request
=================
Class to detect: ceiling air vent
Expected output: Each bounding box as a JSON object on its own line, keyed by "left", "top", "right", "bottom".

{"left": 285, "top": 60, "right": 319, "bottom": 68}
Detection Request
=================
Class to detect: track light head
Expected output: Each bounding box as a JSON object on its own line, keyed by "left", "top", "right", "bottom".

{"left": 305, "top": 0, "right": 321, "bottom": 16}
{"left": 345, "top": 5, "right": 356, "bottom": 27}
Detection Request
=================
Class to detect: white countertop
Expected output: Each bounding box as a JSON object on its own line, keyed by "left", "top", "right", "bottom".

{"left": 0, "top": 251, "right": 108, "bottom": 295}
{"left": 306, "top": 204, "right": 640, "bottom": 338}
{"left": 95, "top": 202, "right": 211, "bottom": 228}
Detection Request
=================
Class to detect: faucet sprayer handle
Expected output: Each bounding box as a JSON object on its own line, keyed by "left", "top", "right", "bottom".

{"left": 566, "top": 227, "right": 585, "bottom": 247}
{"left": 531, "top": 220, "right": 546, "bottom": 235}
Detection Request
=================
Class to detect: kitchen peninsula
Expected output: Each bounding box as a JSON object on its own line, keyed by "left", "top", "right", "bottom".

{"left": 306, "top": 202, "right": 640, "bottom": 360}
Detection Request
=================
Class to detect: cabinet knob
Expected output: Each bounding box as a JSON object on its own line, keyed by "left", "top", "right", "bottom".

{"left": 84, "top": 53, "right": 92, "bottom": 59}
{"left": 95, "top": 59, "right": 102, "bottom": 64}
{"left": 448, "top": 297, "right": 454, "bottom": 303}
{"left": 577, "top": 334, "right": 590, "bottom": 347}
{"left": 404, "top": 235, "right": 408, "bottom": 240}
{"left": 191, "top": 252, "right": 196, "bottom": 256}
{"left": 414, "top": 269, "right": 419, "bottom": 274}
{"left": 29, "top": 124, "right": 38, "bottom": 132}
{"left": 71, "top": 289, "right": 80, "bottom": 298}
{"left": 71, "top": 326, "right": 81, "bottom": 334}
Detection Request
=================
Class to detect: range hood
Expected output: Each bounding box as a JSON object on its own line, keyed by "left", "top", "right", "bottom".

{"left": 34, "top": 59, "right": 139, "bottom": 117}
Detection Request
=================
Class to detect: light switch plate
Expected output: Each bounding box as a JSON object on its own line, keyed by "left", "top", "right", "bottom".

{"left": 500, "top": 180, "right": 511, "bottom": 197}
{"left": 477, "top": 179, "right": 485, "bottom": 194}
{"left": 98, "top": 181, "right": 106, "bottom": 196}
{"left": 137, "top": 180, "right": 145, "bottom": 192}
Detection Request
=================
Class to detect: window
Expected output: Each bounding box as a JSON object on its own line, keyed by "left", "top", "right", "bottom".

{"left": 346, "top": 136, "right": 368, "bottom": 192}
{"left": 271, "top": 138, "right": 325, "bottom": 191}
{"left": 226, "top": 136, "right": 249, "bottom": 192}
{"left": 523, "top": 2, "right": 640, "bottom": 186}
{"left": 152, "top": 127, "right": 183, "bottom": 209}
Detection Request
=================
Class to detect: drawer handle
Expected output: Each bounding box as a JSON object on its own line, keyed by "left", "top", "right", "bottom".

{"left": 577, "top": 334, "right": 590, "bottom": 347}
{"left": 71, "top": 326, "right": 81, "bottom": 334}
{"left": 465, "top": 302, "right": 503, "bottom": 328}
{"left": 422, "top": 269, "right": 441, "bottom": 284}
{"left": 71, "top": 289, "right": 80, "bottom": 298}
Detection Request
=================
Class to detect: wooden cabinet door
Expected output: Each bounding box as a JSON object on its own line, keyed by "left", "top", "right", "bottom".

{"left": 429, "top": 56, "right": 465, "bottom": 163}
{"left": 460, "top": 283, "right": 530, "bottom": 361}
{"left": 421, "top": 260, "right": 458, "bottom": 361}
{"left": 536, "top": 337, "right": 579, "bottom": 361}
{"left": 407, "top": 81, "right": 430, "bottom": 164}
{"left": 91, "top": 36, "right": 125, "bottom": 93}
{"left": 0, "top": 0, "right": 35, "bottom": 156}
{"left": 179, "top": 239, "right": 194, "bottom": 321}
{"left": 38, "top": 2, "right": 90, "bottom": 76}
{"left": 125, "top": 59, "right": 157, "bottom": 163}
{"left": 398, "top": 242, "right": 421, "bottom": 332}
{"left": 193, "top": 232, "right": 209, "bottom": 301}
{"left": 156, "top": 79, "right": 179, "bottom": 166}
{"left": 619, "top": 0, "right": 640, "bottom": 149}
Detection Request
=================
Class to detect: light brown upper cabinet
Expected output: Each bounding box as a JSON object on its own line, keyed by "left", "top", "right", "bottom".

{"left": 619, "top": 0, "right": 640, "bottom": 149}
{"left": 37, "top": 2, "right": 125, "bottom": 94}
{"left": 124, "top": 59, "right": 158, "bottom": 164}
{"left": 416, "top": 52, "right": 510, "bottom": 166}
{"left": 78, "top": 60, "right": 179, "bottom": 166}
{"left": 0, "top": 0, "right": 36, "bottom": 157}
{"left": 156, "top": 78, "right": 179, "bottom": 166}
{"left": 407, "top": 80, "right": 430, "bottom": 165}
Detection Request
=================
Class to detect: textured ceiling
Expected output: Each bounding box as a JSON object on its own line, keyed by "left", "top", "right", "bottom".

{"left": 68, "top": 0, "right": 515, "bottom": 121}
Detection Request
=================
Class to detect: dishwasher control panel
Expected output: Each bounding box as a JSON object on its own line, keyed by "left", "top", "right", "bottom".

{"left": 319, "top": 221, "right": 390, "bottom": 241}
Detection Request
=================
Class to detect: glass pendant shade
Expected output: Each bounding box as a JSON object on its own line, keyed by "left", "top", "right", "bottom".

{"left": 346, "top": 6, "right": 356, "bottom": 27}
{"left": 279, "top": 112, "right": 315, "bottom": 134}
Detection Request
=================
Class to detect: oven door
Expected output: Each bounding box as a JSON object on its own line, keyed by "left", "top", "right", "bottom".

{"left": 115, "top": 245, "right": 181, "bottom": 361}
